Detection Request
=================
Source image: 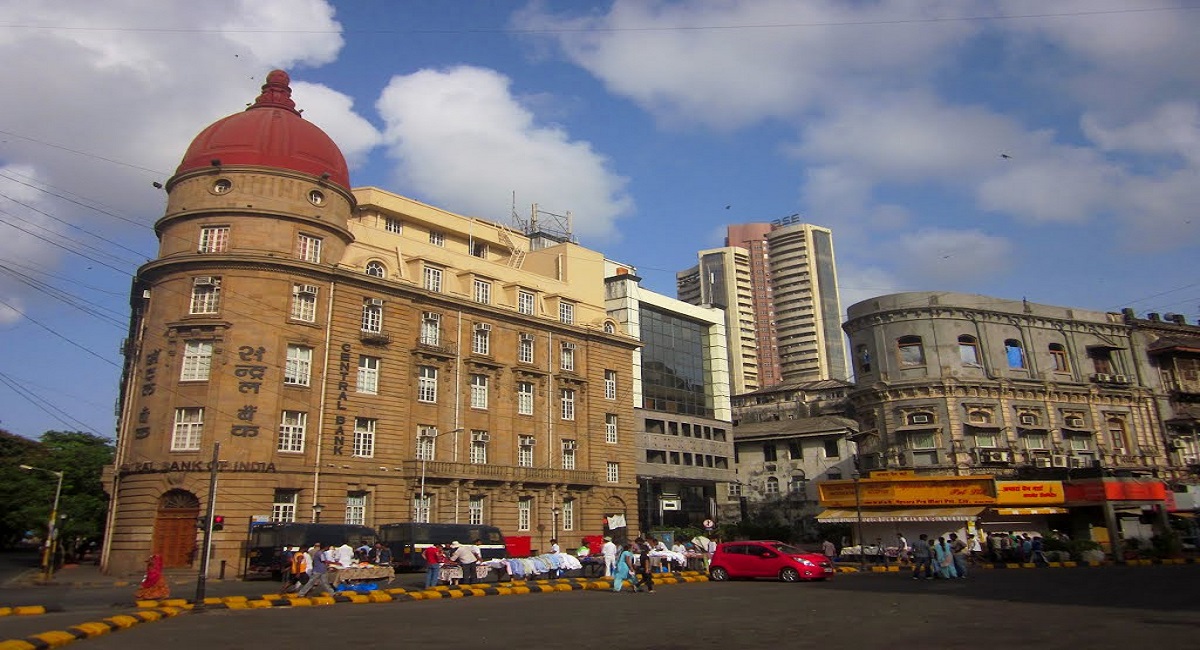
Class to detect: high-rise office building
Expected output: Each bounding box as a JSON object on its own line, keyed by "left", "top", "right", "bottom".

{"left": 678, "top": 220, "right": 847, "bottom": 390}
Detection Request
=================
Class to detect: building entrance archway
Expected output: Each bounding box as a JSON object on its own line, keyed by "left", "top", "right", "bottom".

{"left": 153, "top": 489, "right": 199, "bottom": 568}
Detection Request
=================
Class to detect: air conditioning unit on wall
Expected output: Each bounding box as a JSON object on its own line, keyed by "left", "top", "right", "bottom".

{"left": 1051, "top": 455, "right": 1068, "bottom": 468}
{"left": 1033, "top": 457, "right": 1052, "bottom": 468}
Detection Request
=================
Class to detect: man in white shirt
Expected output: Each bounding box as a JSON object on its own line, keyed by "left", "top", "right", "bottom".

{"left": 335, "top": 542, "right": 356, "bottom": 567}
{"left": 451, "top": 539, "right": 482, "bottom": 584}
{"left": 601, "top": 536, "right": 617, "bottom": 577}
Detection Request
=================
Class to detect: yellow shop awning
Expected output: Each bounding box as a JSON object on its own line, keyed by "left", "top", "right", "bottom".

{"left": 816, "top": 506, "right": 986, "bottom": 523}
{"left": 990, "top": 507, "right": 1068, "bottom": 516}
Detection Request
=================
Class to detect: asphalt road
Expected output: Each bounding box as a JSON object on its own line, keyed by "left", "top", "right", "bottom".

{"left": 9, "top": 565, "right": 1198, "bottom": 650}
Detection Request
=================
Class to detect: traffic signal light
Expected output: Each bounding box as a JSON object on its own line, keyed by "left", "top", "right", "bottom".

{"left": 212, "top": 515, "right": 225, "bottom": 531}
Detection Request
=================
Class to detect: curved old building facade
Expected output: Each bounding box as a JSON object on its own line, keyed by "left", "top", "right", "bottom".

{"left": 103, "top": 72, "right": 640, "bottom": 575}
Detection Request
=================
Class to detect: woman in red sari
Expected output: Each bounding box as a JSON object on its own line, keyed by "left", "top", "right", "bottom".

{"left": 136, "top": 554, "right": 170, "bottom": 600}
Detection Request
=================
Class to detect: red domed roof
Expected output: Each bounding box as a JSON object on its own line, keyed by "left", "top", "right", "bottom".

{"left": 176, "top": 70, "right": 350, "bottom": 190}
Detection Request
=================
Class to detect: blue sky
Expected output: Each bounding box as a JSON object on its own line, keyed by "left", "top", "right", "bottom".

{"left": 1, "top": 0, "right": 1198, "bottom": 439}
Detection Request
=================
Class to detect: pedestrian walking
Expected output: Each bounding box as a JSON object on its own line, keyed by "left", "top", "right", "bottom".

{"left": 135, "top": 554, "right": 169, "bottom": 600}
{"left": 948, "top": 533, "right": 968, "bottom": 578}
{"left": 635, "top": 537, "right": 655, "bottom": 593}
{"left": 822, "top": 539, "right": 837, "bottom": 563}
{"left": 612, "top": 543, "right": 637, "bottom": 593}
{"left": 283, "top": 546, "right": 310, "bottom": 594}
{"left": 910, "top": 534, "right": 932, "bottom": 580}
{"left": 297, "top": 543, "right": 330, "bottom": 597}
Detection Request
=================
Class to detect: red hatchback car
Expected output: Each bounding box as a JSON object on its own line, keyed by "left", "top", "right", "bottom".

{"left": 709, "top": 540, "right": 834, "bottom": 582}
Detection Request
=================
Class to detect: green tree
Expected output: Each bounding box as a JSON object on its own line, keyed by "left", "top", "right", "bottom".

{"left": 0, "top": 430, "right": 47, "bottom": 547}
{"left": 38, "top": 431, "right": 115, "bottom": 551}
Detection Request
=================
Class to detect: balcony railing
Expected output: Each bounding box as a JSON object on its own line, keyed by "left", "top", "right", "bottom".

{"left": 360, "top": 330, "right": 391, "bottom": 346}
{"left": 402, "top": 460, "right": 599, "bottom": 485}
{"left": 414, "top": 338, "right": 457, "bottom": 357}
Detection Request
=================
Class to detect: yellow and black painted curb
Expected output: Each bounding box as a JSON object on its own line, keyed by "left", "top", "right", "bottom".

{"left": 836, "top": 556, "right": 1200, "bottom": 573}
{"left": 0, "top": 606, "right": 185, "bottom": 650}
{"left": 0, "top": 572, "right": 710, "bottom": 649}
{"left": 0, "top": 607, "right": 50, "bottom": 618}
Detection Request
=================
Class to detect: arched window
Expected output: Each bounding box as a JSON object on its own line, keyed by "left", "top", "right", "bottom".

{"left": 1049, "top": 343, "right": 1070, "bottom": 372}
{"left": 764, "top": 476, "right": 780, "bottom": 495}
{"left": 1004, "top": 339, "right": 1026, "bottom": 369}
{"left": 365, "top": 261, "right": 386, "bottom": 279}
{"left": 897, "top": 335, "right": 925, "bottom": 366}
{"left": 958, "top": 335, "right": 980, "bottom": 365}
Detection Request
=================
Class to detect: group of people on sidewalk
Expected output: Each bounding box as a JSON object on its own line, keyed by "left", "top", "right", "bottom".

{"left": 906, "top": 533, "right": 972, "bottom": 580}
{"left": 419, "top": 538, "right": 485, "bottom": 588}
{"left": 283, "top": 541, "right": 392, "bottom": 597}
{"left": 610, "top": 536, "right": 664, "bottom": 594}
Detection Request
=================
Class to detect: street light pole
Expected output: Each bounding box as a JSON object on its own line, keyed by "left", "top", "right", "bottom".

{"left": 418, "top": 428, "right": 463, "bottom": 522}
{"left": 21, "top": 464, "right": 64, "bottom": 583}
{"left": 852, "top": 471, "right": 866, "bottom": 572}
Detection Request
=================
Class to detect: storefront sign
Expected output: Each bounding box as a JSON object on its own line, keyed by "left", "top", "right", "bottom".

{"left": 995, "top": 481, "right": 1065, "bottom": 505}
{"left": 819, "top": 477, "right": 996, "bottom": 508}
{"left": 1064, "top": 478, "right": 1167, "bottom": 503}
{"left": 869, "top": 470, "right": 915, "bottom": 479}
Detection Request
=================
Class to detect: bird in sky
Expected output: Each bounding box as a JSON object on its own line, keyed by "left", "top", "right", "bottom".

{"left": 1000, "top": 153, "right": 1012, "bottom": 159}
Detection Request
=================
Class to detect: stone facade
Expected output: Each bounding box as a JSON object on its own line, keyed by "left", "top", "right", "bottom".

{"left": 842, "top": 292, "right": 1171, "bottom": 480}
{"left": 103, "top": 80, "right": 639, "bottom": 575}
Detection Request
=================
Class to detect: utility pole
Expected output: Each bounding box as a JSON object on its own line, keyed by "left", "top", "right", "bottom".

{"left": 194, "top": 442, "right": 220, "bottom": 608}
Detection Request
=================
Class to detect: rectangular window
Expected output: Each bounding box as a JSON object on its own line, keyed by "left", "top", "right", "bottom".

{"left": 189, "top": 278, "right": 221, "bottom": 314}
{"left": 973, "top": 430, "right": 998, "bottom": 448}
{"left": 562, "top": 499, "right": 575, "bottom": 532}
{"left": 171, "top": 407, "right": 204, "bottom": 451}
{"left": 518, "top": 334, "right": 534, "bottom": 364}
{"left": 559, "top": 301, "right": 575, "bottom": 325}
{"left": 897, "top": 336, "right": 925, "bottom": 366}
{"left": 198, "top": 226, "right": 229, "bottom": 253}
{"left": 285, "top": 344, "right": 313, "bottom": 386}
{"left": 787, "top": 441, "right": 802, "bottom": 460}
{"left": 429, "top": 230, "right": 445, "bottom": 246}
{"left": 420, "top": 312, "right": 441, "bottom": 346}
{"left": 470, "top": 240, "right": 488, "bottom": 259}
{"left": 357, "top": 356, "right": 380, "bottom": 395}
{"left": 278, "top": 410, "right": 306, "bottom": 453}
{"left": 1005, "top": 340, "right": 1027, "bottom": 369}
{"left": 560, "top": 389, "right": 575, "bottom": 421}
{"left": 417, "top": 366, "right": 437, "bottom": 403}
{"left": 470, "top": 431, "right": 488, "bottom": 464}
{"left": 291, "top": 284, "right": 317, "bottom": 322}
{"left": 824, "top": 440, "right": 840, "bottom": 458}
{"left": 604, "top": 370, "right": 617, "bottom": 400}
{"left": 413, "top": 494, "right": 431, "bottom": 524}
{"left": 385, "top": 217, "right": 402, "bottom": 234}
{"left": 606, "top": 462, "right": 619, "bottom": 483}
{"left": 473, "top": 278, "right": 491, "bottom": 304}
{"left": 517, "top": 382, "right": 534, "bottom": 416}
{"left": 909, "top": 432, "right": 936, "bottom": 449}
{"left": 345, "top": 492, "right": 366, "bottom": 526}
{"left": 517, "top": 290, "right": 535, "bottom": 316}
{"left": 353, "top": 418, "right": 376, "bottom": 458}
{"left": 517, "top": 497, "right": 532, "bottom": 531}
{"left": 763, "top": 443, "right": 777, "bottom": 462}
{"left": 361, "top": 301, "right": 383, "bottom": 333}
{"left": 518, "top": 435, "right": 535, "bottom": 467}
{"left": 470, "top": 374, "right": 489, "bottom": 409}
{"left": 416, "top": 425, "right": 437, "bottom": 461}
{"left": 472, "top": 324, "right": 491, "bottom": 355}
{"left": 469, "top": 495, "right": 485, "bottom": 525}
{"left": 605, "top": 414, "right": 618, "bottom": 444}
{"left": 180, "top": 340, "right": 213, "bottom": 381}
{"left": 1069, "top": 436, "right": 1092, "bottom": 452}
{"left": 1023, "top": 432, "right": 1048, "bottom": 451}
{"left": 728, "top": 483, "right": 742, "bottom": 497}
{"left": 560, "top": 342, "right": 575, "bottom": 371}
{"left": 272, "top": 489, "right": 298, "bottom": 523}
{"left": 297, "top": 234, "right": 322, "bottom": 263}
{"left": 423, "top": 265, "right": 443, "bottom": 292}
{"left": 561, "top": 441, "right": 576, "bottom": 470}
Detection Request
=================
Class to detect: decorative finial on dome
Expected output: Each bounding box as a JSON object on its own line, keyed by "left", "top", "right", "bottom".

{"left": 247, "top": 70, "right": 300, "bottom": 115}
